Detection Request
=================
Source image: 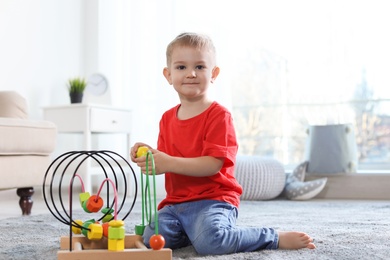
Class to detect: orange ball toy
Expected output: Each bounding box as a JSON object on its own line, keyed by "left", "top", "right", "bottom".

{"left": 149, "top": 234, "right": 165, "bottom": 250}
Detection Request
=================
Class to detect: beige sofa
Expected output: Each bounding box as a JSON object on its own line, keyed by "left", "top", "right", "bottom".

{"left": 0, "top": 91, "right": 57, "bottom": 215}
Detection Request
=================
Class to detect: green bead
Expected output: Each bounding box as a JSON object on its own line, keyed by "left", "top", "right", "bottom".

{"left": 81, "top": 219, "right": 95, "bottom": 237}
{"left": 135, "top": 224, "right": 145, "bottom": 236}
{"left": 102, "top": 214, "right": 113, "bottom": 223}
{"left": 101, "top": 207, "right": 114, "bottom": 214}
{"left": 108, "top": 226, "right": 125, "bottom": 239}
{"left": 79, "top": 192, "right": 90, "bottom": 205}
{"left": 82, "top": 200, "right": 91, "bottom": 213}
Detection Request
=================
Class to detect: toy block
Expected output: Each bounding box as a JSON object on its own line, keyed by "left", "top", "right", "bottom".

{"left": 71, "top": 219, "right": 83, "bottom": 234}
{"left": 102, "top": 222, "right": 109, "bottom": 237}
{"left": 108, "top": 226, "right": 125, "bottom": 239}
{"left": 102, "top": 214, "right": 113, "bottom": 223}
{"left": 79, "top": 192, "right": 90, "bottom": 206}
{"left": 101, "top": 207, "right": 114, "bottom": 214}
{"left": 82, "top": 200, "right": 92, "bottom": 213}
{"left": 135, "top": 224, "right": 146, "bottom": 235}
{"left": 86, "top": 195, "right": 103, "bottom": 212}
{"left": 81, "top": 219, "right": 95, "bottom": 237}
{"left": 101, "top": 207, "right": 114, "bottom": 223}
{"left": 108, "top": 238, "right": 125, "bottom": 251}
{"left": 87, "top": 223, "right": 103, "bottom": 240}
{"left": 109, "top": 220, "right": 124, "bottom": 227}
{"left": 136, "top": 146, "right": 149, "bottom": 158}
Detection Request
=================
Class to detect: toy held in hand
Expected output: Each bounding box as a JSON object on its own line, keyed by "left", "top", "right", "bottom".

{"left": 136, "top": 146, "right": 149, "bottom": 158}
{"left": 135, "top": 146, "right": 166, "bottom": 251}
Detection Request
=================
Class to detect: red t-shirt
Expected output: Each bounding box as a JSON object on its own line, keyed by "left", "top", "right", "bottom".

{"left": 157, "top": 101, "right": 242, "bottom": 209}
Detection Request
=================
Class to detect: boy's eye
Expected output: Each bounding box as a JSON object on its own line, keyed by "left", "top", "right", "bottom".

{"left": 176, "top": 65, "right": 186, "bottom": 70}
{"left": 195, "top": 65, "right": 205, "bottom": 70}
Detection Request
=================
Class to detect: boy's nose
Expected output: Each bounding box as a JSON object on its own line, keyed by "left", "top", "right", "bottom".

{"left": 187, "top": 70, "right": 196, "bottom": 78}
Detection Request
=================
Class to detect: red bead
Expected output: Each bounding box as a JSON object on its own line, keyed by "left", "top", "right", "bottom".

{"left": 102, "top": 222, "right": 110, "bottom": 237}
{"left": 86, "top": 195, "right": 103, "bottom": 213}
{"left": 149, "top": 234, "right": 165, "bottom": 250}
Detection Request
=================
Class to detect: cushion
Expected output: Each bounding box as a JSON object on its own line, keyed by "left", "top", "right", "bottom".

{"left": 283, "top": 161, "right": 328, "bottom": 200}
{"left": 0, "top": 91, "right": 28, "bottom": 119}
{"left": 235, "top": 156, "right": 285, "bottom": 200}
{"left": 0, "top": 118, "right": 56, "bottom": 155}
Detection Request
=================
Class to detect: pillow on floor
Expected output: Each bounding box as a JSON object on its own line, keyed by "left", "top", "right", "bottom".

{"left": 235, "top": 156, "right": 286, "bottom": 200}
{"left": 283, "top": 161, "right": 327, "bottom": 200}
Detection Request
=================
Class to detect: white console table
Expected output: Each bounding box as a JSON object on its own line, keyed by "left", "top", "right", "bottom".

{"left": 43, "top": 104, "right": 132, "bottom": 192}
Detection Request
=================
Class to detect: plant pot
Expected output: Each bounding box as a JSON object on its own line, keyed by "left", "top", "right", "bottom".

{"left": 69, "top": 92, "right": 83, "bottom": 104}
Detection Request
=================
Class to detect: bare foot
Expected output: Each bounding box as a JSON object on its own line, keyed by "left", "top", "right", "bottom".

{"left": 278, "top": 231, "right": 316, "bottom": 249}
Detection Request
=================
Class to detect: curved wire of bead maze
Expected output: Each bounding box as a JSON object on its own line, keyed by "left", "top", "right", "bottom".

{"left": 42, "top": 150, "right": 172, "bottom": 260}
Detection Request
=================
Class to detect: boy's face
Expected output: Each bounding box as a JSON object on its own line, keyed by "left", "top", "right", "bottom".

{"left": 163, "top": 46, "right": 219, "bottom": 102}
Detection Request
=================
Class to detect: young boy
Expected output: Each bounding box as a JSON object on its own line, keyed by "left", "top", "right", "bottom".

{"left": 130, "top": 32, "right": 315, "bottom": 255}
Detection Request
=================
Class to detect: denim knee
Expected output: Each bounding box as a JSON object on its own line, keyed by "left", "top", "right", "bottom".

{"left": 143, "top": 215, "right": 190, "bottom": 250}
{"left": 192, "top": 224, "right": 237, "bottom": 255}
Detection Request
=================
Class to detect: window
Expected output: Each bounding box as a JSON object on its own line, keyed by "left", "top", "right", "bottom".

{"left": 225, "top": 1, "right": 390, "bottom": 172}
{"left": 114, "top": 0, "right": 390, "bottom": 172}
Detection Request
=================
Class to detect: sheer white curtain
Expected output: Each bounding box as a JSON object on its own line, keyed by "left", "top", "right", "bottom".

{"left": 100, "top": 0, "right": 390, "bottom": 169}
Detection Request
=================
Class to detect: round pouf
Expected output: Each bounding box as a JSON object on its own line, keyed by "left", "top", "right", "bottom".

{"left": 234, "top": 156, "right": 286, "bottom": 200}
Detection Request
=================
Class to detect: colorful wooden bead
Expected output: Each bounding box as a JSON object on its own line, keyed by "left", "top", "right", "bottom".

{"left": 79, "top": 192, "right": 90, "bottom": 206}
{"left": 101, "top": 207, "right": 114, "bottom": 223}
{"left": 107, "top": 219, "right": 125, "bottom": 251}
{"left": 102, "top": 222, "right": 110, "bottom": 237}
{"left": 87, "top": 223, "right": 103, "bottom": 240}
{"left": 72, "top": 219, "right": 83, "bottom": 234}
{"left": 81, "top": 219, "right": 95, "bottom": 237}
{"left": 149, "top": 234, "right": 165, "bottom": 250}
{"left": 108, "top": 238, "right": 124, "bottom": 251}
{"left": 82, "top": 200, "right": 91, "bottom": 213}
{"left": 135, "top": 224, "right": 146, "bottom": 236}
{"left": 101, "top": 207, "right": 114, "bottom": 214}
{"left": 108, "top": 220, "right": 125, "bottom": 240}
{"left": 136, "top": 146, "right": 149, "bottom": 158}
{"left": 85, "top": 195, "right": 103, "bottom": 213}
{"left": 109, "top": 220, "right": 124, "bottom": 227}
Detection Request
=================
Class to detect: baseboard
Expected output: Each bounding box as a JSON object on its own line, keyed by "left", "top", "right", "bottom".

{"left": 305, "top": 174, "right": 390, "bottom": 200}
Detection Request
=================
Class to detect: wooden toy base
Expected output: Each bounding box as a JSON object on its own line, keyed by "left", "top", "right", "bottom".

{"left": 58, "top": 234, "right": 172, "bottom": 260}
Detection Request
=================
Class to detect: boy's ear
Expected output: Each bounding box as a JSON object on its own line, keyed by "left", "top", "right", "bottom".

{"left": 163, "top": 67, "right": 173, "bottom": 85}
{"left": 211, "top": 66, "right": 220, "bottom": 83}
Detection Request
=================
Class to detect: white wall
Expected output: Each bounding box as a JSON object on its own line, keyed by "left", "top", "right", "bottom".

{"left": 0, "top": 0, "right": 86, "bottom": 119}
{"left": 0, "top": 0, "right": 167, "bottom": 196}
{"left": 0, "top": 0, "right": 236, "bottom": 198}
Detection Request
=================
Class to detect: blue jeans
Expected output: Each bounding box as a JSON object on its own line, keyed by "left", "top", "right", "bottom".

{"left": 142, "top": 200, "right": 279, "bottom": 255}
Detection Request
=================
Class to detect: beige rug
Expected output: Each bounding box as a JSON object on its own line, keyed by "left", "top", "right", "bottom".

{"left": 1, "top": 199, "right": 389, "bottom": 260}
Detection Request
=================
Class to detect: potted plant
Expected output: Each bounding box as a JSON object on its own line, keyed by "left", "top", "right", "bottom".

{"left": 68, "top": 77, "right": 87, "bottom": 103}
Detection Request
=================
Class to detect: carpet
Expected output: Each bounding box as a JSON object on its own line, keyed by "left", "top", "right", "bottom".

{"left": 1, "top": 199, "right": 389, "bottom": 260}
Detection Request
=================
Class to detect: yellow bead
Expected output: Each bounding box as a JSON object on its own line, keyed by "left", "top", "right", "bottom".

{"left": 108, "top": 238, "right": 125, "bottom": 251}
{"left": 88, "top": 223, "right": 103, "bottom": 240}
{"left": 72, "top": 219, "right": 83, "bottom": 234}
{"left": 136, "top": 146, "right": 149, "bottom": 158}
{"left": 109, "top": 220, "right": 124, "bottom": 227}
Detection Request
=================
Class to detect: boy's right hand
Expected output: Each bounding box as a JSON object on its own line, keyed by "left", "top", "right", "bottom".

{"left": 130, "top": 142, "right": 152, "bottom": 163}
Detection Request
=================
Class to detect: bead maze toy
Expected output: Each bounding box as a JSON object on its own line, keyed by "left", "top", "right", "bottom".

{"left": 43, "top": 150, "right": 171, "bottom": 260}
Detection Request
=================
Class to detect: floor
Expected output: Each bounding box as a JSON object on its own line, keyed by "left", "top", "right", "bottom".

{"left": 0, "top": 188, "right": 49, "bottom": 220}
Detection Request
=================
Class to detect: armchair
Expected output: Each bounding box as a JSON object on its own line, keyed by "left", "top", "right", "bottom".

{"left": 0, "top": 91, "right": 57, "bottom": 215}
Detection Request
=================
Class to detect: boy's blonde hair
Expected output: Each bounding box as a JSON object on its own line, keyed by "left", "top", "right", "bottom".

{"left": 166, "top": 32, "right": 216, "bottom": 66}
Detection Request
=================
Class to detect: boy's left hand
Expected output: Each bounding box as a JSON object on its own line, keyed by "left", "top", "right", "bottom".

{"left": 134, "top": 148, "right": 166, "bottom": 175}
